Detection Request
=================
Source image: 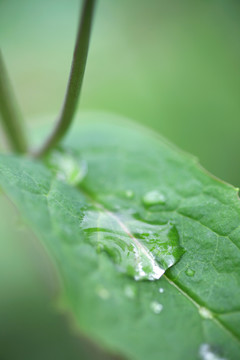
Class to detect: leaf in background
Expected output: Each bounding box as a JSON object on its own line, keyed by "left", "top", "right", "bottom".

{"left": 0, "top": 113, "right": 240, "bottom": 360}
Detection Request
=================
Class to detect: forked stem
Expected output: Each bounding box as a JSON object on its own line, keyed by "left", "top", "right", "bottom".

{"left": 0, "top": 51, "right": 28, "bottom": 153}
{"left": 35, "top": 0, "right": 96, "bottom": 157}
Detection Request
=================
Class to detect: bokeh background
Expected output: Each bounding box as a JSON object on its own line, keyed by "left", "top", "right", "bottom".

{"left": 0, "top": 0, "right": 240, "bottom": 359}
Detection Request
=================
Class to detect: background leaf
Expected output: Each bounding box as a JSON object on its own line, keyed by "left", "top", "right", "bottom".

{"left": 0, "top": 113, "right": 240, "bottom": 360}
{"left": 1, "top": 0, "right": 240, "bottom": 185}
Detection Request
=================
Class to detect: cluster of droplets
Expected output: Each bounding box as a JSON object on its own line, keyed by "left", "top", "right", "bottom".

{"left": 45, "top": 152, "right": 227, "bottom": 360}
{"left": 96, "top": 283, "right": 165, "bottom": 316}
{"left": 47, "top": 150, "right": 183, "bottom": 283}
{"left": 123, "top": 189, "right": 166, "bottom": 206}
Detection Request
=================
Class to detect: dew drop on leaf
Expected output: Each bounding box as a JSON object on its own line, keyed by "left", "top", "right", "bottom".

{"left": 199, "top": 344, "right": 226, "bottom": 360}
{"left": 124, "top": 285, "right": 136, "bottom": 299}
{"left": 46, "top": 148, "right": 87, "bottom": 186}
{"left": 125, "top": 190, "right": 134, "bottom": 199}
{"left": 198, "top": 307, "right": 213, "bottom": 319}
{"left": 150, "top": 301, "right": 163, "bottom": 314}
{"left": 82, "top": 210, "right": 184, "bottom": 281}
{"left": 45, "top": 150, "right": 183, "bottom": 282}
{"left": 96, "top": 286, "right": 110, "bottom": 300}
{"left": 142, "top": 190, "right": 166, "bottom": 206}
{"left": 159, "top": 287, "right": 164, "bottom": 293}
{"left": 185, "top": 268, "right": 195, "bottom": 277}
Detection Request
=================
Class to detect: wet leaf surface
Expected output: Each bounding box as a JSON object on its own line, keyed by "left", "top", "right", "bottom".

{"left": 0, "top": 113, "right": 240, "bottom": 360}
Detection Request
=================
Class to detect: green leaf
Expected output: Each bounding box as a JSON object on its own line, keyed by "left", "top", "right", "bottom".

{"left": 0, "top": 113, "right": 240, "bottom": 360}
{"left": 44, "top": 146, "right": 185, "bottom": 282}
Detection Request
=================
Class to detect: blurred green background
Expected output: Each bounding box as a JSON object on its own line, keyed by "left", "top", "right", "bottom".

{"left": 0, "top": 0, "right": 240, "bottom": 359}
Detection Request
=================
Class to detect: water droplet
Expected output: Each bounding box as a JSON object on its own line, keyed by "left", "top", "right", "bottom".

{"left": 82, "top": 208, "right": 184, "bottom": 282}
{"left": 199, "top": 307, "right": 213, "bottom": 319}
{"left": 199, "top": 344, "right": 226, "bottom": 360}
{"left": 159, "top": 287, "right": 164, "bottom": 293}
{"left": 46, "top": 148, "right": 87, "bottom": 186}
{"left": 150, "top": 301, "right": 163, "bottom": 314}
{"left": 124, "top": 285, "right": 135, "bottom": 299}
{"left": 125, "top": 190, "right": 134, "bottom": 199}
{"left": 96, "top": 286, "right": 110, "bottom": 300}
{"left": 185, "top": 268, "right": 195, "bottom": 277}
{"left": 142, "top": 190, "right": 166, "bottom": 206}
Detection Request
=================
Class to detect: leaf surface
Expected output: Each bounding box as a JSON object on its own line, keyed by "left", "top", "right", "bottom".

{"left": 0, "top": 113, "right": 240, "bottom": 360}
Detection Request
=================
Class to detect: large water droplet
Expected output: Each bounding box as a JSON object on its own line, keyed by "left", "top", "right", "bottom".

{"left": 185, "top": 268, "right": 195, "bottom": 277}
{"left": 46, "top": 148, "right": 87, "bottom": 186}
{"left": 199, "top": 344, "right": 226, "bottom": 360}
{"left": 82, "top": 208, "right": 184, "bottom": 281}
{"left": 142, "top": 190, "right": 166, "bottom": 206}
{"left": 150, "top": 301, "right": 163, "bottom": 314}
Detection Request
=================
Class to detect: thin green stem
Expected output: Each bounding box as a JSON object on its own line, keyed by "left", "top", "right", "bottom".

{"left": 35, "top": 0, "right": 96, "bottom": 157}
{"left": 0, "top": 51, "right": 28, "bottom": 153}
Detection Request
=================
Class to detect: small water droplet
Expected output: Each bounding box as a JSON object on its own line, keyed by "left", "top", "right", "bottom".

{"left": 46, "top": 148, "right": 87, "bottom": 186}
{"left": 134, "top": 262, "right": 165, "bottom": 281}
{"left": 150, "top": 301, "right": 163, "bottom": 314}
{"left": 125, "top": 190, "right": 134, "bottom": 199}
{"left": 185, "top": 268, "right": 195, "bottom": 277}
{"left": 199, "top": 307, "right": 213, "bottom": 319}
{"left": 96, "top": 286, "right": 110, "bottom": 300}
{"left": 199, "top": 344, "right": 226, "bottom": 360}
{"left": 159, "top": 287, "right": 164, "bottom": 293}
{"left": 142, "top": 190, "right": 166, "bottom": 206}
{"left": 124, "top": 285, "right": 135, "bottom": 299}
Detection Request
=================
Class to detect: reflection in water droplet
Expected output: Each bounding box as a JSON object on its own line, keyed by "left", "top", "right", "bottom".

{"left": 150, "top": 301, "right": 163, "bottom": 314}
{"left": 199, "top": 344, "right": 226, "bottom": 360}
{"left": 125, "top": 190, "right": 134, "bottom": 199}
{"left": 185, "top": 268, "right": 195, "bottom": 277}
{"left": 159, "top": 288, "right": 164, "bottom": 293}
{"left": 96, "top": 286, "right": 110, "bottom": 300}
{"left": 46, "top": 148, "right": 87, "bottom": 186}
{"left": 124, "top": 285, "right": 135, "bottom": 299}
{"left": 142, "top": 190, "right": 166, "bottom": 206}
{"left": 199, "top": 307, "right": 213, "bottom": 319}
{"left": 82, "top": 209, "right": 184, "bottom": 281}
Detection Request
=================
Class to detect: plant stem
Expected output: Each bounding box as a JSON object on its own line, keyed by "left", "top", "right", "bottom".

{"left": 35, "top": 0, "right": 96, "bottom": 157}
{"left": 0, "top": 51, "right": 28, "bottom": 153}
